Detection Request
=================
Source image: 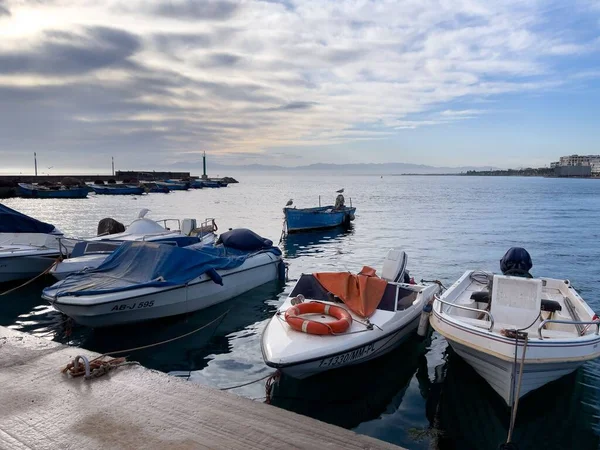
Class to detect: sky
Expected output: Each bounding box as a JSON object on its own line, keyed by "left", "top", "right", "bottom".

{"left": 0, "top": 0, "right": 599, "bottom": 174}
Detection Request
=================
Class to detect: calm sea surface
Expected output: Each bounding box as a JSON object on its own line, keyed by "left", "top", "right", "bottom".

{"left": 2, "top": 174, "right": 600, "bottom": 449}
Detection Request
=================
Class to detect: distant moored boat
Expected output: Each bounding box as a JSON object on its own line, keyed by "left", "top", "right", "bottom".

{"left": 91, "top": 185, "right": 145, "bottom": 195}
{"left": 18, "top": 183, "right": 88, "bottom": 199}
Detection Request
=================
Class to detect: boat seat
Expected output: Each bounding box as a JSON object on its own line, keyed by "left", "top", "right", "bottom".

{"left": 490, "top": 275, "right": 542, "bottom": 331}
{"left": 471, "top": 291, "right": 561, "bottom": 313}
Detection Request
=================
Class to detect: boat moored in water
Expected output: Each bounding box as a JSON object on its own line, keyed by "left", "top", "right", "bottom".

{"left": 261, "top": 249, "right": 440, "bottom": 378}
{"left": 18, "top": 183, "right": 88, "bottom": 199}
{"left": 156, "top": 180, "right": 190, "bottom": 191}
{"left": 91, "top": 184, "right": 145, "bottom": 195}
{"left": 430, "top": 247, "right": 600, "bottom": 406}
{"left": 283, "top": 191, "right": 355, "bottom": 233}
{"left": 42, "top": 228, "right": 284, "bottom": 327}
{"left": 50, "top": 212, "right": 218, "bottom": 280}
{"left": 0, "top": 203, "right": 65, "bottom": 283}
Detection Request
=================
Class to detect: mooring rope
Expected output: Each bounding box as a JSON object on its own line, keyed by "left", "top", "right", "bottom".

{"left": 219, "top": 373, "right": 275, "bottom": 391}
{"left": 0, "top": 257, "right": 61, "bottom": 297}
{"left": 89, "top": 309, "right": 230, "bottom": 363}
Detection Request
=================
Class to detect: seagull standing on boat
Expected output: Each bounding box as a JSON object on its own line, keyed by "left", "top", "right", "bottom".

{"left": 286, "top": 199, "right": 293, "bottom": 207}
{"left": 336, "top": 188, "right": 344, "bottom": 193}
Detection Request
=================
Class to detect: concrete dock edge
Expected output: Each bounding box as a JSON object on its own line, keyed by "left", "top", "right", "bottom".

{"left": 0, "top": 327, "right": 403, "bottom": 449}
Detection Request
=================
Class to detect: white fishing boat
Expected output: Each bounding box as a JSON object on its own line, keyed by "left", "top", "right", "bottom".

{"left": 430, "top": 247, "right": 600, "bottom": 406}
{"left": 261, "top": 249, "right": 440, "bottom": 378}
{"left": 0, "top": 204, "right": 65, "bottom": 283}
{"left": 43, "top": 229, "right": 284, "bottom": 327}
{"left": 50, "top": 212, "right": 218, "bottom": 280}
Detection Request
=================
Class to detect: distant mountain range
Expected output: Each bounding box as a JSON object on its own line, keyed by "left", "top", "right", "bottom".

{"left": 166, "top": 161, "right": 498, "bottom": 175}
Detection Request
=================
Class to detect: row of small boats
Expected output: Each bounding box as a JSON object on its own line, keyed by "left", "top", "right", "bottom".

{"left": 1, "top": 200, "right": 599, "bottom": 410}
{"left": 14, "top": 179, "right": 228, "bottom": 199}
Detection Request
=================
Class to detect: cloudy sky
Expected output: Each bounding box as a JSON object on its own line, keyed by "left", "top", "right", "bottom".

{"left": 1, "top": 0, "right": 599, "bottom": 173}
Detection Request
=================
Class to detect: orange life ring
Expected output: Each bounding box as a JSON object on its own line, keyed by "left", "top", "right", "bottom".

{"left": 284, "top": 302, "right": 352, "bottom": 335}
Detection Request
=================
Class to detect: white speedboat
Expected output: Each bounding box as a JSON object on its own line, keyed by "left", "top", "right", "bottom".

{"left": 0, "top": 204, "right": 65, "bottom": 283}
{"left": 43, "top": 229, "right": 284, "bottom": 327}
{"left": 430, "top": 247, "right": 600, "bottom": 406}
{"left": 50, "top": 212, "right": 218, "bottom": 280}
{"left": 261, "top": 249, "right": 441, "bottom": 379}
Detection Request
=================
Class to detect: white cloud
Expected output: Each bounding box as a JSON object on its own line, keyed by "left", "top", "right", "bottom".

{"left": 0, "top": 0, "right": 598, "bottom": 167}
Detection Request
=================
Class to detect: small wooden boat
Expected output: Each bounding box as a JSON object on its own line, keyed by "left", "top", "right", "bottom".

{"left": 200, "top": 180, "right": 221, "bottom": 188}
{"left": 261, "top": 249, "right": 440, "bottom": 378}
{"left": 18, "top": 183, "right": 88, "bottom": 199}
{"left": 284, "top": 206, "right": 355, "bottom": 233}
{"left": 430, "top": 247, "right": 600, "bottom": 406}
{"left": 155, "top": 181, "right": 189, "bottom": 191}
{"left": 91, "top": 185, "right": 145, "bottom": 195}
{"left": 142, "top": 182, "right": 170, "bottom": 193}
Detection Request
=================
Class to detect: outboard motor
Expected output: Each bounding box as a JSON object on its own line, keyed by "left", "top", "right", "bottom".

{"left": 97, "top": 218, "right": 125, "bottom": 236}
{"left": 500, "top": 247, "right": 533, "bottom": 278}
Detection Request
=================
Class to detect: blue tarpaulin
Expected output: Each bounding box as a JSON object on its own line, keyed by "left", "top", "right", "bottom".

{"left": 43, "top": 240, "right": 282, "bottom": 298}
{"left": 0, "top": 203, "right": 56, "bottom": 234}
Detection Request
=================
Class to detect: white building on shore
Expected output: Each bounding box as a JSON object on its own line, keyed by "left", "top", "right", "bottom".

{"left": 554, "top": 155, "right": 600, "bottom": 175}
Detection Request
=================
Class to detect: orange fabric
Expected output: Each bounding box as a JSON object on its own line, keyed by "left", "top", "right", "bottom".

{"left": 314, "top": 266, "right": 388, "bottom": 318}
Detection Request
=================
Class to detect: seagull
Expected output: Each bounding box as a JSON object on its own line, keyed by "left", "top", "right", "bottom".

{"left": 285, "top": 199, "right": 293, "bottom": 206}
{"left": 336, "top": 188, "right": 344, "bottom": 193}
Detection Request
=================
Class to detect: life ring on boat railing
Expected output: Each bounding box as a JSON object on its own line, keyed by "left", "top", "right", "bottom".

{"left": 284, "top": 302, "right": 352, "bottom": 335}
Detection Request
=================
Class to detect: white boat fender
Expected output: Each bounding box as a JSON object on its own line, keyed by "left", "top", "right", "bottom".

{"left": 417, "top": 303, "right": 433, "bottom": 337}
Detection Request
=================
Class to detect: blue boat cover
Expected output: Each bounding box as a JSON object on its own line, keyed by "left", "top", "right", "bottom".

{"left": 0, "top": 203, "right": 56, "bottom": 234}
{"left": 216, "top": 228, "right": 273, "bottom": 251}
{"left": 43, "top": 239, "right": 281, "bottom": 298}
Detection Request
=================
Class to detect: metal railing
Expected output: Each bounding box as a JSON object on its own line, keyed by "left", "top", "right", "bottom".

{"left": 434, "top": 294, "right": 495, "bottom": 331}
{"left": 537, "top": 319, "right": 600, "bottom": 339}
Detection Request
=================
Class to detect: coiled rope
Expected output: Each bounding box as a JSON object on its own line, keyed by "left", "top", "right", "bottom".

{"left": 63, "top": 310, "right": 230, "bottom": 379}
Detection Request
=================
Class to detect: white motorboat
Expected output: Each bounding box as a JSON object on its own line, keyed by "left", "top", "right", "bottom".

{"left": 430, "top": 247, "right": 600, "bottom": 406}
{"left": 0, "top": 203, "right": 65, "bottom": 283}
{"left": 261, "top": 249, "right": 441, "bottom": 379}
{"left": 42, "top": 229, "right": 284, "bottom": 327}
{"left": 50, "top": 212, "right": 218, "bottom": 280}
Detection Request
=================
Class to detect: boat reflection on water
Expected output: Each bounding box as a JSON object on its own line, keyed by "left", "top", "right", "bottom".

{"left": 64, "top": 280, "right": 286, "bottom": 373}
{"left": 282, "top": 225, "right": 354, "bottom": 259}
{"left": 426, "top": 348, "right": 600, "bottom": 450}
{"left": 0, "top": 277, "right": 65, "bottom": 334}
{"left": 269, "top": 334, "right": 429, "bottom": 430}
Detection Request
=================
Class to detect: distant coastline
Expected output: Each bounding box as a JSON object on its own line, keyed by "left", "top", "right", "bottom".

{"left": 396, "top": 167, "right": 596, "bottom": 178}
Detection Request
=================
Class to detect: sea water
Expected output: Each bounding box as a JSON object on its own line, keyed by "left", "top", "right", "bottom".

{"left": 2, "top": 174, "right": 599, "bottom": 450}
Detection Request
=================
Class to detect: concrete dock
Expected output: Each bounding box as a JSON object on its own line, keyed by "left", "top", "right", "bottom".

{"left": 0, "top": 327, "right": 401, "bottom": 449}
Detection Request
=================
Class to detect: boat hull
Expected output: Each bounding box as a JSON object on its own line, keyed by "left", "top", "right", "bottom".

{"left": 265, "top": 315, "right": 419, "bottom": 379}
{"left": 18, "top": 184, "right": 88, "bottom": 199}
{"left": 449, "top": 340, "right": 583, "bottom": 405}
{"left": 430, "top": 302, "right": 600, "bottom": 406}
{"left": 91, "top": 186, "right": 145, "bottom": 195}
{"left": 0, "top": 254, "right": 60, "bottom": 283}
{"left": 284, "top": 207, "right": 356, "bottom": 233}
{"left": 50, "top": 254, "right": 106, "bottom": 280}
{"left": 47, "top": 254, "right": 281, "bottom": 327}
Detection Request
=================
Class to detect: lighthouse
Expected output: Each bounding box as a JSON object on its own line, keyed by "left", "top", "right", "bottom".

{"left": 202, "top": 152, "right": 208, "bottom": 180}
